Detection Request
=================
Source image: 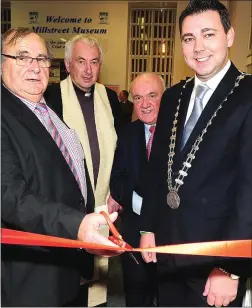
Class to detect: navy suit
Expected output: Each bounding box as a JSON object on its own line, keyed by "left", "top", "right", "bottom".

{"left": 110, "top": 120, "right": 157, "bottom": 306}
{"left": 140, "top": 63, "right": 252, "bottom": 306}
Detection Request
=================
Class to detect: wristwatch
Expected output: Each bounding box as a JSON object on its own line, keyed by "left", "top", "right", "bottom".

{"left": 219, "top": 268, "right": 240, "bottom": 280}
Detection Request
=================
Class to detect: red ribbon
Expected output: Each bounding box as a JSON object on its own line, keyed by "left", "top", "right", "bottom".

{"left": 1, "top": 228, "right": 252, "bottom": 258}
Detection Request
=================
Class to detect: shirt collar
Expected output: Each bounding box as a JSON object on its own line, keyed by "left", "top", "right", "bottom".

{"left": 144, "top": 123, "right": 156, "bottom": 132}
{"left": 194, "top": 59, "right": 231, "bottom": 91}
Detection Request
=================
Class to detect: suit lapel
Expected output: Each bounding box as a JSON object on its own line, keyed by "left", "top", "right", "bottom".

{"left": 181, "top": 63, "right": 240, "bottom": 156}
{"left": 173, "top": 79, "right": 194, "bottom": 168}
{"left": 2, "top": 86, "right": 72, "bottom": 172}
{"left": 132, "top": 121, "right": 147, "bottom": 180}
{"left": 139, "top": 122, "right": 148, "bottom": 164}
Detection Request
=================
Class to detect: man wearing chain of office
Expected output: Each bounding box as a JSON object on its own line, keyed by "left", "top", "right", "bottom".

{"left": 139, "top": 0, "right": 252, "bottom": 306}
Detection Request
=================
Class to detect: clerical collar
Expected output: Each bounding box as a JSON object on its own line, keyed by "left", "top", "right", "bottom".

{"left": 72, "top": 82, "right": 95, "bottom": 98}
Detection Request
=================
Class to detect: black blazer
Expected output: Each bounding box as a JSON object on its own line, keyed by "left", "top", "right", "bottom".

{"left": 110, "top": 120, "right": 149, "bottom": 248}
{"left": 1, "top": 85, "right": 88, "bottom": 306}
{"left": 44, "top": 82, "right": 124, "bottom": 136}
{"left": 140, "top": 63, "right": 252, "bottom": 278}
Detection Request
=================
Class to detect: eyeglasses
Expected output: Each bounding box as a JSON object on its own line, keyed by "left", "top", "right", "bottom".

{"left": 1, "top": 54, "right": 52, "bottom": 68}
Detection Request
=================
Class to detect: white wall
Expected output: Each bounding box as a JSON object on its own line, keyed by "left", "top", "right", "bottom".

{"left": 229, "top": 0, "right": 252, "bottom": 72}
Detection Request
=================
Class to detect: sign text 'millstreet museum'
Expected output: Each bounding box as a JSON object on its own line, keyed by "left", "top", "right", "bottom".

{"left": 30, "top": 14, "right": 108, "bottom": 34}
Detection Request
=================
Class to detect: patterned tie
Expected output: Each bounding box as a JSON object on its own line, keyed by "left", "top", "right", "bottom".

{"left": 181, "top": 83, "right": 210, "bottom": 150}
{"left": 36, "top": 103, "right": 81, "bottom": 187}
{"left": 147, "top": 125, "right": 155, "bottom": 160}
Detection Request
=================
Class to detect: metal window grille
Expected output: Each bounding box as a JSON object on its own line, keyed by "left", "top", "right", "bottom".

{"left": 129, "top": 8, "right": 176, "bottom": 89}
{"left": 1, "top": 7, "right": 11, "bottom": 34}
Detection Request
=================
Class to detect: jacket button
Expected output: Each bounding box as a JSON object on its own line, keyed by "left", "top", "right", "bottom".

{"left": 80, "top": 197, "right": 85, "bottom": 205}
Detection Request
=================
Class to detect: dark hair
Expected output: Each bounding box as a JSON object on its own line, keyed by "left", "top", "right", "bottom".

{"left": 179, "top": 0, "right": 231, "bottom": 35}
{"left": 121, "top": 90, "right": 129, "bottom": 98}
{"left": 2, "top": 27, "right": 53, "bottom": 58}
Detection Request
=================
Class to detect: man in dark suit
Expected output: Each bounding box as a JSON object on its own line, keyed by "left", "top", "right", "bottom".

{"left": 118, "top": 90, "right": 134, "bottom": 123}
{"left": 109, "top": 73, "right": 165, "bottom": 306}
{"left": 1, "top": 27, "right": 120, "bottom": 307}
{"left": 44, "top": 34, "right": 124, "bottom": 307}
{"left": 140, "top": 0, "right": 252, "bottom": 307}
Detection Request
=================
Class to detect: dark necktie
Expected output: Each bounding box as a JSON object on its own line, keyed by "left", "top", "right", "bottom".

{"left": 181, "top": 83, "right": 210, "bottom": 149}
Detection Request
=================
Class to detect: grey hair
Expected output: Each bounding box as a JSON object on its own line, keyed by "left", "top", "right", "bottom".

{"left": 1, "top": 27, "right": 53, "bottom": 62}
{"left": 130, "top": 72, "right": 166, "bottom": 92}
{"left": 64, "top": 35, "right": 103, "bottom": 63}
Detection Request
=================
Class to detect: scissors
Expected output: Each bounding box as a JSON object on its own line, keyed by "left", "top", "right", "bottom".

{"left": 100, "top": 211, "right": 139, "bottom": 264}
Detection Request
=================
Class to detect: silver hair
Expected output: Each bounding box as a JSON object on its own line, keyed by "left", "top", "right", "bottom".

{"left": 1, "top": 27, "right": 53, "bottom": 63}
{"left": 130, "top": 72, "right": 166, "bottom": 92}
{"left": 64, "top": 35, "right": 103, "bottom": 63}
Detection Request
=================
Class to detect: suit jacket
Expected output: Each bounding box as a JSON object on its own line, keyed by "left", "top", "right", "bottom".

{"left": 1, "top": 85, "right": 88, "bottom": 306}
{"left": 119, "top": 99, "right": 134, "bottom": 124}
{"left": 140, "top": 63, "right": 252, "bottom": 279}
{"left": 110, "top": 120, "right": 149, "bottom": 248}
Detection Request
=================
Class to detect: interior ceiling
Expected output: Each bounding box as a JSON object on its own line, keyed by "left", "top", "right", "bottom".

{"left": 4, "top": 0, "right": 177, "bottom": 2}
{"left": 3, "top": 0, "right": 178, "bottom": 9}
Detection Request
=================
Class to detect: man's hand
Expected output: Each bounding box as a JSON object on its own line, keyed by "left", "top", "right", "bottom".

{"left": 107, "top": 194, "right": 123, "bottom": 214}
{"left": 140, "top": 232, "right": 157, "bottom": 263}
{"left": 77, "top": 211, "right": 123, "bottom": 257}
{"left": 203, "top": 268, "right": 239, "bottom": 307}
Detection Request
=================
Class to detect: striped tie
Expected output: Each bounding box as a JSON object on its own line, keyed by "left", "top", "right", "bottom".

{"left": 36, "top": 103, "right": 81, "bottom": 187}
{"left": 147, "top": 125, "right": 155, "bottom": 160}
{"left": 181, "top": 83, "right": 210, "bottom": 150}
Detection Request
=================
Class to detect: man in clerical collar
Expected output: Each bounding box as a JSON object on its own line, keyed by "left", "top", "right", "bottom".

{"left": 44, "top": 35, "right": 124, "bottom": 307}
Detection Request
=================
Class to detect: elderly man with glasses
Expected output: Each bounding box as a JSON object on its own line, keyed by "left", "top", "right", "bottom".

{"left": 1, "top": 27, "right": 121, "bottom": 307}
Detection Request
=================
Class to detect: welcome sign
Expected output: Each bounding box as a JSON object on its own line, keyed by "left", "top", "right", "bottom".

{"left": 29, "top": 12, "right": 108, "bottom": 35}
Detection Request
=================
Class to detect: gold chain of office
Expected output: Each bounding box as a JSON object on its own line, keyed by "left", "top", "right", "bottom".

{"left": 167, "top": 72, "right": 247, "bottom": 209}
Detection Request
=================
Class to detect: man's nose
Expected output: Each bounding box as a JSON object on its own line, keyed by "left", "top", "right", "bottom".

{"left": 141, "top": 96, "right": 151, "bottom": 108}
{"left": 29, "top": 58, "right": 41, "bottom": 73}
{"left": 193, "top": 37, "right": 205, "bottom": 53}
{"left": 84, "top": 62, "right": 92, "bottom": 74}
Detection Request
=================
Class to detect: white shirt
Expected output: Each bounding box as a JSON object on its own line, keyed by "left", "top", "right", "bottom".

{"left": 185, "top": 60, "right": 231, "bottom": 125}
{"left": 132, "top": 123, "right": 155, "bottom": 215}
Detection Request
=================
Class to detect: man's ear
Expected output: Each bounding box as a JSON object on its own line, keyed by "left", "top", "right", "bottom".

{"left": 227, "top": 27, "right": 235, "bottom": 48}
{"left": 64, "top": 59, "right": 70, "bottom": 73}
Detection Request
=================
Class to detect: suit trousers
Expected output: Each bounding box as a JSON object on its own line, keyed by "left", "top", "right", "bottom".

{"left": 121, "top": 252, "right": 157, "bottom": 307}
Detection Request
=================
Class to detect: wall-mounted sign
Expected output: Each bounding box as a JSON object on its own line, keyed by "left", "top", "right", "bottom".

{"left": 46, "top": 16, "right": 92, "bottom": 24}
{"left": 29, "top": 12, "right": 108, "bottom": 35}
{"left": 47, "top": 39, "right": 66, "bottom": 49}
{"left": 33, "top": 27, "right": 107, "bottom": 34}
